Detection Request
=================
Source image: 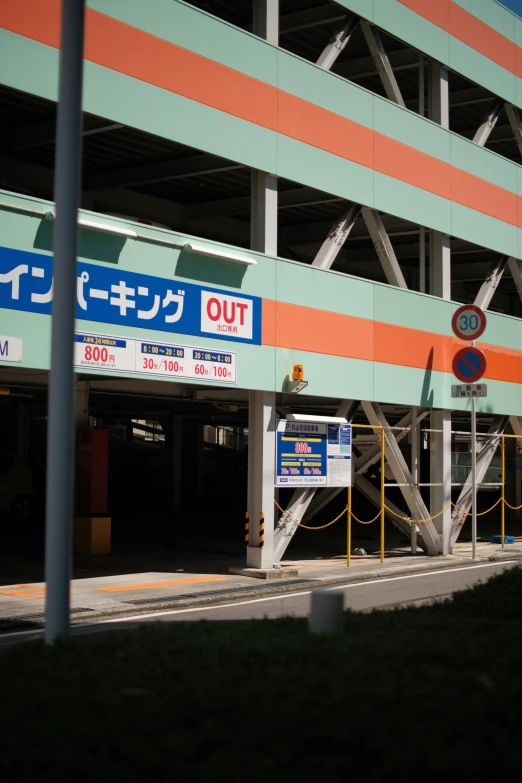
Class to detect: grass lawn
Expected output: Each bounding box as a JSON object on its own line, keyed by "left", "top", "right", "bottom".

{"left": 1, "top": 567, "right": 522, "bottom": 781}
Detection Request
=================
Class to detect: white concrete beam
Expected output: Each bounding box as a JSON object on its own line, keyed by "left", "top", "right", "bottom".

{"left": 304, "top": 410, "right": 428, "bottom": 525}
{"left": 247, "top": 391, "right": 276, "bottom": 568}
{"left": 253, "top": 0, "right": 279, "bottom": 44}
{"left": 251, "top": 171, "right": 278, "bottom": 255}
{"left": 362, "top": 401, "right": 441, "bottom": 554}
{"left": 451, "top": 416, "right": 508, "bottom": 545}
{"left": 311, "top": 204, "right": 361, "bottom": 270}
{"left": 359, "top": 20, "right": 405, "bottom": 107}
{"left": 361, "top": 207, "right": 407, "bottom": 288}
{"left": 472, "top": 100, "right": 504, "bottom": 147}
{"left": 429, "top": 63, "right": 449, "bottom": 128}
{"left": 474, "top": 256, "right": 508, "bottom": 311}
{"left": 429, "top": 232, "right": 451, "bottom": 299}
{"left": 316, "top": 16, "right": 358, "bottom": 71}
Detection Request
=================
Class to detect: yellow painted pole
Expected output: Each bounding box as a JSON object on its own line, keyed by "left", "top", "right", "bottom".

{"left": 347, "top": 485, "right": 352, "bottom": 568}
{"left": 380, "top": 426, "right": 385, "bottom": 564}
{"left": 501, "top": 435, "right": 505, "bottom": 549}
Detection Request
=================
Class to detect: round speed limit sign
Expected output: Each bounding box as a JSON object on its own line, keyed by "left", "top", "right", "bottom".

{"left": 451, "top": 304, "right": 486, "bottom": 341}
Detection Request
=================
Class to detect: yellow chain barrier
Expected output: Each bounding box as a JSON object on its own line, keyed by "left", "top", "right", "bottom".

{"left": 451, "top": 497, "right": 502, "bottom": 517}
{"left": 275, "top": 495, "right": 508, "bottom": 530}
{"left": 350, "top": 510, "right": 381, "bottom": 525}
{"left": 274, "top": 499, "right": 346, "bottom": 530}
{"left": 503, "top": 499, "right": 522, "bottom": 511}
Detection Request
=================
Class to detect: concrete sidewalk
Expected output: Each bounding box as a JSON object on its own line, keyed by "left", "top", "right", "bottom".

{"left": 1, "top": 541, "right": 521, "bottom": 633}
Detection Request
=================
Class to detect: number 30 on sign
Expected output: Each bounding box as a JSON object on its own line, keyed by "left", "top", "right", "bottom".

{"left": 451, "top": 304, "right": 487, "bottom": 341}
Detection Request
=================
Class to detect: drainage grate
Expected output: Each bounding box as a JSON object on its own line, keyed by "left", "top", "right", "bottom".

{"left": 123, "top": 579, "right": 311, "bottom": 606}
{"left": 0, "top": 607, "right": 94, "bottom": 634}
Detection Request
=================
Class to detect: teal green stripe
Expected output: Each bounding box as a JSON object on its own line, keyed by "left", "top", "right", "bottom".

{"left": 339, "top": 0, "right": 522, "bottom": 109}
{"left": 372, "top": 0, "right": 450, "bottom": 64}
{"left": 449, "top": 37, "right": 516, "bottom": 105}
{"left": 275, "top": 349, "right": 375, "bottom": 401}
{"left": 374, "top": 99, "right": 450, "bottom": 163}
{"left": 450, "top": 135, "right": 518, "bottom": 195}
{"left": 3, "top": 190, "right": 520, "bottom": 352}
{"left": 374, "top": 173, "right": 452, "bottom": 235}
{"left": 451, "top": 203, "right": 518, "bottom": 257}
{"left": 2, "top": 301, "right": 519, "bottom": 415}
{"left": 276, "top": 135, "right": 375, "bottom": 209}
{"left": 277, "top": 49, "right": 374, "bottom": 128}
{"left": 1, "top": 30, "right": 522, "bottom": 269}
{"left": 0, "top": 31, "right": 59, "bottom": 100}
{"left": 274, "top": 258, "right": 374, "bottom": 320}
{"left": 86, "top": 0, "right": 279, "bottom": 87}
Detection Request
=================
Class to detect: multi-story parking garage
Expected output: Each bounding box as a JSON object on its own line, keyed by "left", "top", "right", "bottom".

{"left": 1, "top": 0, "right": 522, "bottom": 573}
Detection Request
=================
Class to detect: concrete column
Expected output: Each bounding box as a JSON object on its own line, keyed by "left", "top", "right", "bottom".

{"left": 251, "top": 171, "right": 278, "bottom": 255}
{"left": 252, "top": 0, "right": 279, "bottom": 45}
{"left": 428, "top": 62, "right": 449, "bottom": 128}
{"left": 251, "top": 1, "right": 278, "bottom": 259}
{"left": 247, "top": 390, "right": 276, "bottom": 568}
{"left": 429, "top": 232, "right": 451, "bottom": 300}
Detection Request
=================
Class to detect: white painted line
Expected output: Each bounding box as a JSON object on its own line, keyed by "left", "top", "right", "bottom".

{"left": 0, "top": 560, "right": 518, "bottom": 641}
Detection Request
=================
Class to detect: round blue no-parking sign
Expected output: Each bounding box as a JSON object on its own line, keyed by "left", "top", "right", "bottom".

{"left": 452, "top": 346, "right": 487, "bottom": 383}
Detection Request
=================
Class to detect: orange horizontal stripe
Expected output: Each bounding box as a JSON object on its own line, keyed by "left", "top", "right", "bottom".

{"left": 95, "top": 575, "right": 228, "bottom": 593}
{"left": 262, "top": 299, "right": 522, "bottom": 385}
{"left": 0, "top": 589, "right": 45, "bottom": 598}
{"left": 2, "top": 1, "right": 522, "bottom": 228}
{"left": 399, "top": 0, "right": 522, "bottom": 79}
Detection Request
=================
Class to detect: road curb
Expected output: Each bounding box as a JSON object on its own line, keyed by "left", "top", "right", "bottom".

{"left": 67, "top": 550, "right": 522, "bottom": 624}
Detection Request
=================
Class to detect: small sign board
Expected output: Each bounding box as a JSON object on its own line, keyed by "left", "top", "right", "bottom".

{"left": 0, "top": 336, "right": 22, "bottom": 363}
{"left": 275, "top": 420, "right": 352, "bottom": 487}
{"left": 451, "top": 383, "right": 488, "bottom": 399}
{"left": 452, "top": 346, "right": 487, "bottom": 383}
{"left": 451, "top": 304, "right": 487, "bottom": 341}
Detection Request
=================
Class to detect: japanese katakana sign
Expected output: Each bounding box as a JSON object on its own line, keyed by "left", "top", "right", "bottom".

{"left": 0, "top": 245, "right": 261, "bottom": 345}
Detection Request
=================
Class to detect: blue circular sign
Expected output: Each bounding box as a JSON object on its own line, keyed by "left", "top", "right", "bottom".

{"left": 452, "top": 346, "right": 487, "bottom": 383}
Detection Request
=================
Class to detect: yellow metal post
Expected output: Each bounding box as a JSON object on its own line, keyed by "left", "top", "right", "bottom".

{"left": 501, "top": 435, "right": 505, "bottom": 548}
{"left": 380, "top": 427, "right": 385, "bottom": 564}
{"left": 347, "top": 485, "right": 352, "bottom": 568}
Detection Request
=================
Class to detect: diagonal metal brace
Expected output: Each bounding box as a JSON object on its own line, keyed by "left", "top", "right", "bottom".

{"left": 362, "top": 402, "right": 441, "bottom": 554}
{"left": 316, "top": 15, "right": 359, "bottom": 71}
{"left": 450, "top": 416, "right": 508, "bottom": 544}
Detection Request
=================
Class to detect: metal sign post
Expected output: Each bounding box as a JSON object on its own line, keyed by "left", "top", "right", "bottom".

{"left": 471, "top": 372, "right": 477, "bottom": 560}
{"left": 44, "top": 0, "right": 86, "bottom": 644}
{"left": 451, "top": 305, "right": 488, "bottom": 562}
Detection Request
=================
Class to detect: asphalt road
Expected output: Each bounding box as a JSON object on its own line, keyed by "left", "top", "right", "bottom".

{"left": 0, "top": 560, "right": 518, "bottom": 645}
{"left": 119, "top": 560, "right": 518, "bottom": 624}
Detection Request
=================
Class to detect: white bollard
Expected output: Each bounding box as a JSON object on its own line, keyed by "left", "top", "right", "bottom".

{"left": 308, "top": 589, "right": 345, "bottom": 635}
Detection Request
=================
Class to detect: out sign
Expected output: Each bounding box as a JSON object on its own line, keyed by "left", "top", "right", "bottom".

{"left": 201, "top": 291, "right": 253, "bottom": 340}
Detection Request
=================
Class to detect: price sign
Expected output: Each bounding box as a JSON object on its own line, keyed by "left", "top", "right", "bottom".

{"left": 74, "top": 331, "right": 236, "bottom": 383}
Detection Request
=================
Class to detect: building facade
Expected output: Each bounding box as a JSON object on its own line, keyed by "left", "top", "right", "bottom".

{"left": 1, "top": 0, "right": 522, "bottom": 565}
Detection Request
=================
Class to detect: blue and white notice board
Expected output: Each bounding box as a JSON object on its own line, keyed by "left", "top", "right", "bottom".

{"left": 275, "top": 420, "right": 352, "bottom": 487}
